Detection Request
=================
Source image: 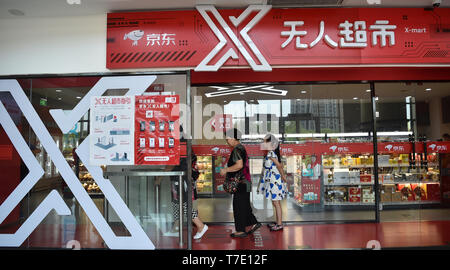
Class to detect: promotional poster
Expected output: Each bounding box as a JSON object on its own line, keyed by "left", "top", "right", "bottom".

{"left": 89, "top": 96, "right": 135, "bottom": 166}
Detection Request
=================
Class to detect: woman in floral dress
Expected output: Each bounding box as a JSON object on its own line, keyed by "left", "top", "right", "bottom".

{"left": 257, "top": 134, "right": 288, "bottom": 231}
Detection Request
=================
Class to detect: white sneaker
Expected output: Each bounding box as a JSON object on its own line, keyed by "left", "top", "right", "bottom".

{"left": 194, "top": 225, "right": 208, "bottom": 240}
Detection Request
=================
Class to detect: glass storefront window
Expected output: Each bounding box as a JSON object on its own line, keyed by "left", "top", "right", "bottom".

{"left": 375, "top": 82, "right": 450, "bottom": 222}
{"left": 192, "top": 83, "right": 376, "bottom": 223}
{"left": 0, "top": 74, "right": 190, "bottom": 249}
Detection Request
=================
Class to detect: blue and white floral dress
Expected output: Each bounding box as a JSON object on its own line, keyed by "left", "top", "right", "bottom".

{"left": 260, "top": 151, "right": 287, "bottom": 201}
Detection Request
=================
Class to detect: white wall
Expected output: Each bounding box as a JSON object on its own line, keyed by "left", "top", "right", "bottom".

{"left": 0, "top": 14, "right": 189, "bottom": 76}
{"left": 0, "top": 14, "right": 109, "bottom": 76}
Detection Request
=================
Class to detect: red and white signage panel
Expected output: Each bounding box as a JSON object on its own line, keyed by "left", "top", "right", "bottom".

{"left": 107, "top": 7, "right": 450, "bottom": 70}
{"left": 135, "top": 95, "right": 180, "bottom": 165}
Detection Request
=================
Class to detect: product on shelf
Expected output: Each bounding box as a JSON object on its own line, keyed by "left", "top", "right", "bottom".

{"left": 413, "top": 184, "right": 427, "bottom": 200}
{"left": 392, "top": 192, "right": 402, "bottom": 202}
{"left": 380, "top": 192, "right": 392, "bottom": 202}
{"left": 399, "top": 184, "right": 414, "bottom": 201}
{"left": 348, "top": 187, "right": 361, "bottom": 202}
{"left": 362, "top": 187, "right": 375, "bottom": 203}
{"left": 333, "top": 169, "right": 350, "bottom": 184}
{"left": 325, "top": 187, "right": 347, "bottom": 203}
{"left": 196, "top": 156, "right": 213, "bottom": 194}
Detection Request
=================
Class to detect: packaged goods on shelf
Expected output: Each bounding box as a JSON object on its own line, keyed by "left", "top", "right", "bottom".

{"left": 377, "top": 155, "right": 390, "bottom": 166}
{"left": 362, "top": 187, "right": 375, "bottom": 203}
{"left": 412, "top": 184, "right": 427, "bottom": 201}
{"left": 380, "top": 192, "right": 392, "bottom": 202}
{"left": 391, "top": 192, "right": 402, "bottom": 202}
{"left": 349, "top": 171, "right": 360, "bottom": 184}
{"left": 383, "top": 184, "right": 396, "bottom": 194}
{"left": 334, "top": 169, "right": 350, "bottom": 184}
{"left": 399, "top": 184, "right": 414, "bottom": 201}
{"left": 348, "top": 187, "right": 361, "bottom": 202}
{"left": 360, "top": 174, "right": 372, "bottom": 183}
{"left": 325, "top": 187, "right": 347, "bottom": 202}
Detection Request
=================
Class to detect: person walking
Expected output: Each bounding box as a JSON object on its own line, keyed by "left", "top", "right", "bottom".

{"left": 191, "top": 152, "right": 208, "bottom": 239}
{"left": 220, "top": 128, "right": 261, "bottom": 238}
{"left": 156, "top": 126, "right": 208, "bottom": 239}
{"left": 257, "top": 134, "right": 288, "bottom": 231}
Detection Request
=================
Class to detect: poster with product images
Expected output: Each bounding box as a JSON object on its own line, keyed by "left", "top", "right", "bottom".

{"left": 90, "top": 96, "right": 135, "bottom": 165}
{"left": 135, "top": 95, "right": 180, "bottom": 165}
{"left": 214, "top": 155, "right": 228, "bottom": 194}
{"left": 301, "top": 155, "right": 321, "bottom": 204}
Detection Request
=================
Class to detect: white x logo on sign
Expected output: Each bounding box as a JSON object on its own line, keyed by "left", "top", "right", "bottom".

{"left": 194, "top": 5, "right": 272, "bottom": 72}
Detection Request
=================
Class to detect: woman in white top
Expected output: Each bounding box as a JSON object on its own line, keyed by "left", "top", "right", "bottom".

{"left": 257, "top": 134, "right": 288, "bottom": 231}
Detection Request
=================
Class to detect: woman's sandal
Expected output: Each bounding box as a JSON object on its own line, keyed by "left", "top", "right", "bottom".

{"left": 230, "top": 232, "right": 248, "bottom": 238}
{"left": 270, "top": 224, "right": 284, "bottom": 231}
{"left": 267, "top": 222, "right": 276, "bottom": 228}
{"left": 247, "top": 223, "right": 262, "bottom": 234}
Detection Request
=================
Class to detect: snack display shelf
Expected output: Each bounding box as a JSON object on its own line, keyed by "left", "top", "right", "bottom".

{"left": 382, "top": 180, "right": 440, "bottom": 185}
{"left": 324, "top": 202, "right": 375, "bottom": 206}
{"left": 324, "top": 181, "right": 440, "bottom": 186}
{"left": 196, "top": 156, "right": 213, "bottom": 194}
{"left": 324, "top": 182, "right": 374, "bottom": 186}
{"left": 381, "top": 201, "right": 441, "bottom": 205}
{"left": 323, "top": 163, "right": 439, "bottom": 169}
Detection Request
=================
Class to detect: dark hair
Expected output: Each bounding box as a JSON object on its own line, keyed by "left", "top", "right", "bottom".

{"left": 264, "top": 134, "right": 281, "bottom": 163}
{"left": 224, "top": 128, "right": 242, "bottom": 141}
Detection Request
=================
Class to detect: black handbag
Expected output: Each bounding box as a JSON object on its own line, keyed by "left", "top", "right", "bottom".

{"left": 223, "top": 173, "right": 244, "bottom": 194}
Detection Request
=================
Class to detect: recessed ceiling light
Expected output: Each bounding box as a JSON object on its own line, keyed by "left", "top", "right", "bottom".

{"left": 58, "top": 97, "right": 62, "bottom": 100}
{"left": 425, "top": 88, "right": 432, "bottom": 91}
{"left": 353, "top": 97, "right": 358, "bottom": 100}
{"left": 56, "top": 89, "right": 62, "bottom": 92}
{"left": 301, "top": 91, "right": 307, "bottom": 94}
{"left": 76, "top": 96, "right": 82, "bottom": 99}
{"left": 366, "top": 89, "right": 371, "bottom": 92}
{"left": 296, "top": 99, "right": 301, "bottom": 101}
{"left": 8, "top": 9, "right": 25, "bottom": 16}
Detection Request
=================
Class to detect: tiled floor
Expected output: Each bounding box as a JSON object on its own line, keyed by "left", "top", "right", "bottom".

{"left": 8, "top": 220, "right": 450, "bottom": 249}
{"left": 191, "top": 221, "right": 450, "bottom": 250}
{"left": 3, "top": 189, "right": 450, "bottom": 249}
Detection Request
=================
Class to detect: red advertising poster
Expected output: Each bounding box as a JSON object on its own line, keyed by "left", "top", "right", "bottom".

{"left": 135, "top": 95, "right": 180, "bottom": 165}
{"left": 107, "top": 8, "right": 450, "bottom": 70}
{"left": 214, "top": 156, "right": 229, "bottom": 194}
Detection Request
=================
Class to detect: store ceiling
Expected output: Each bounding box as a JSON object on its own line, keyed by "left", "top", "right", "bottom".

{"left": 196, "top": 82, "right": 450, "bottom": 103}
{"left": 1, "top": 0, "right": 449, "bottom": 19}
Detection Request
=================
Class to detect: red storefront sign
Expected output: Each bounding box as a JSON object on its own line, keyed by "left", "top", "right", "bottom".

{"left": 107, "top": 7, "right": 450, "bottom": 70}
{"left": 427, "top": 142, "right": 450, "bottom": 153}
{"left": 135, "top": 95, "right": 180, "bottom": 165}
{"left": 190, "top": 141, "right": 450, "bottom": 156}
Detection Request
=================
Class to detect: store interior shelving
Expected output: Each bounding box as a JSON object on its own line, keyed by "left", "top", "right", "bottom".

{"left": 196, "top": 156, "right": 213, "bottom": 194}
{"left": 291, "top": 151, "right": 441, "bottom": 208}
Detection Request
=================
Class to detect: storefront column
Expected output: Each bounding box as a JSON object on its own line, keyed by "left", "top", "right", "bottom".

{"left": 186, "top": 71, "right": 193, "bottom": 250}
{"left": 370, "top": 82, "right": 380, "bottom": 223}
